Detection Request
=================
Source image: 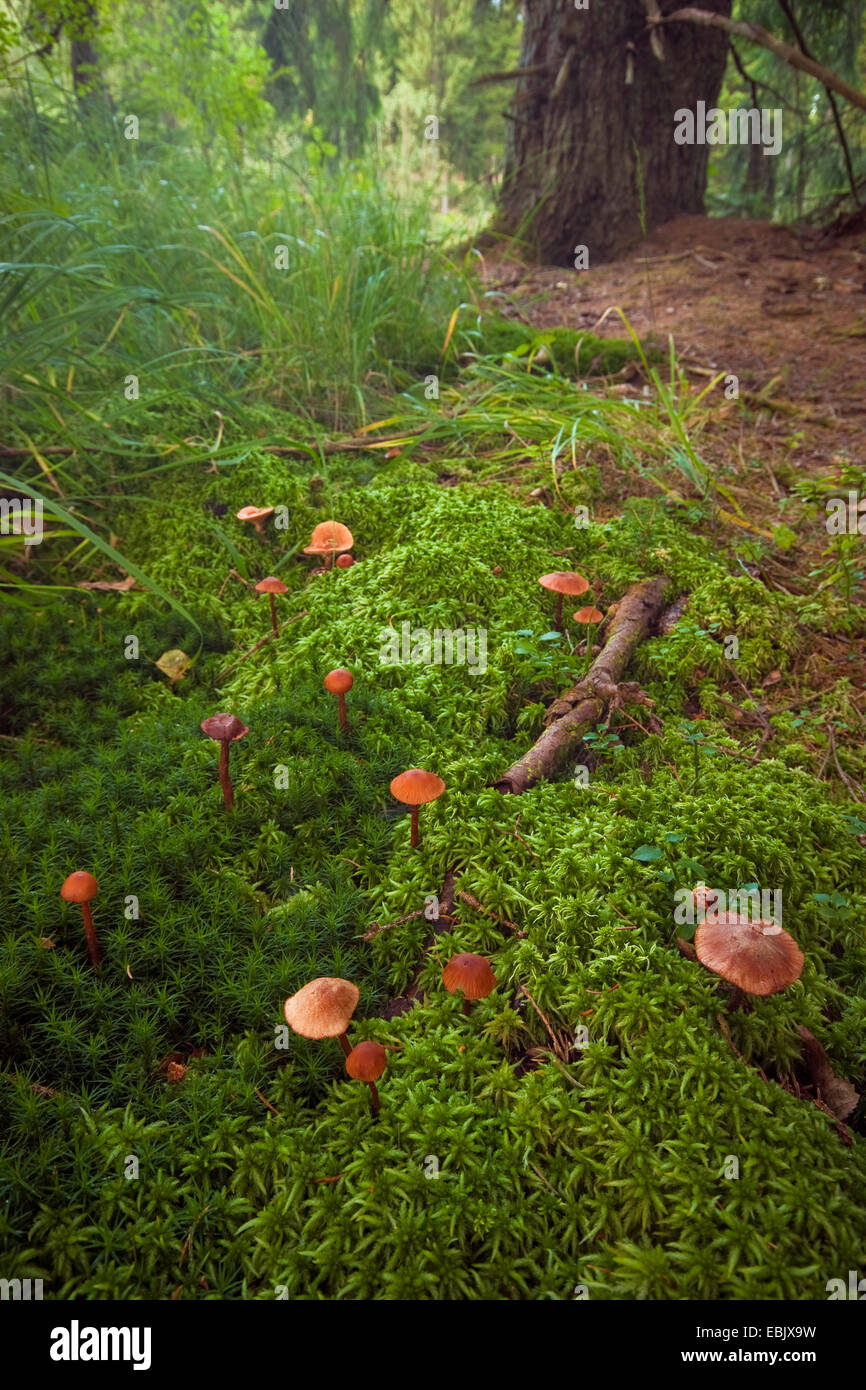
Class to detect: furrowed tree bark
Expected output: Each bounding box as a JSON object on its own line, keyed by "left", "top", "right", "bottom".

{"left": 494, "top": 576, "right": 668, "bottom": 795}
{"left": 493, "top": 0, "right": 732, "bottom": 264}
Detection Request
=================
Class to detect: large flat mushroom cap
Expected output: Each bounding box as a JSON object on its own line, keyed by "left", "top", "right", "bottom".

{"left": 60, "top": 871, "right": 98, "bottom": 903}
{"left": 237, "top": 506, "right": 275, "bottom": 524}
{"left": 255, "top": 576, "right": 288, "bottom": 594}
{"left": 442, "top": 952, "right": 497, "bottom": 1000}
{"left": 695, "top": 914, "right": 804, "bottom": 995}
{"left": 538, "top": 571, "right": 590, "bottom": 597}
{"left": 283, "top": 977, "right": 360, "bottom": 1038}
{"left": 390, "top": 768, "right": 446, "bottom": 805}
{"left": 303, "top": 521, "right": 354, "bottom": 555}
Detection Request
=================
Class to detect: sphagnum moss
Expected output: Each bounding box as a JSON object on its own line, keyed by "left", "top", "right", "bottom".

{"left": 1, "top": 387, "right": 865, "bottom": 1302}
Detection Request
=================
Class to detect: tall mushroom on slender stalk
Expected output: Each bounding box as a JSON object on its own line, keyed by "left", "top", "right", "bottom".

{"left": 389, "top": 768, "right": 446, "bottom": 849}
{"left": 200, "top": 713, "right": 249, "bottom": 811}
{"left": 60, "top": 871, "right": 100, "bottom": 967}
{"left": 255, "top": 575, "right": 289, "bottom": 636}
{"left": 345, "top": 1039, "right": 387, "bottom": 1116}
{"left": 303, "top": 520, "right": 354, "bottom": 571}
{"left": 283, "top": 977, "right": 360, "bottom": 1058}
{"left": 572, "top": 605, "right": 604, "bottom": 666}
{"left": 442, "top": 952, "right": 497, "bottom": 1015}
{"left": 538, "top": 571, "right": 590, "bottom": 629}
{"left": 694, "top": 913, "right": 804, "bottom": 1009}
{"left": 324, "top": 668, "right": 353, "bottom": 732}
{"left": 236, "top": 505, "right": 275, "bottom": 537}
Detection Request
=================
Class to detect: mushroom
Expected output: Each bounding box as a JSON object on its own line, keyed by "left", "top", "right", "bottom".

{"left": 200, "top": 712, "right": 249, "bottom": 811}
{"left": 283, "top": 977, "right": 360, "bottom": 1058}
{"left": 236, "top": 505, "right": 275, "bottom": 536}
{"left": 389, "top": 768, "right": 446, "bottom": 849}
{"left": 345, "top": 1039, "right": 387, "bottom": 1115}
{"left": 255, "top": 575, "right": 289, "bottom": 636}
{"left": 692, "top": 882, "right": 721, "bottom": 920}
{"left": 442, "top": 952, "right": 497, "bottom": 1015}
{"left": 60, "top": 871, "right": 100, "bottom": 967}
{"left": 324, "top": 667, "right": 353, "bottom": 732}
{"left": 303, "top": 520, "right": 354, "bottom": 571}
{"left": 694, "top": 913, "right": 804, "bottom": 1009}
{"left": 539, "top": 571, "right": 590, "bottom": 628}
{"left": 336, "top": 553, "right": 354, "bottom": 570}
{"left": 572, "top": 605, "right": 604, "bottom": 658}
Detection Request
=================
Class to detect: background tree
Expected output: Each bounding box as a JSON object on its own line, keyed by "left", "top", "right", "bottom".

{"left": 494, "top": 0, "right": 734, "bottom": 264}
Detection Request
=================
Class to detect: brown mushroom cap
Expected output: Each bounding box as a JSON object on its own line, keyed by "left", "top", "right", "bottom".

{"left": 60, "top": 871, "right": 98, "bottom": 904}
{"left": 283, "top": 977, "right": 360, "bottom": 1038}
{"left": 442, "top": 953, "right": 497, "bottom": 1001}
{"left": 389, "top": 768, "right": 446, "bottom": 806}
{"left": 692, "top": 882, "right": 721, "bottom": 920}
{"left": 345, "top": 1039, "right": 388, "bottom": 1082}
{"left": 335, "top": 554, "right": 354, "bottom": 569}
{"left": 236, "top": 506, "right": 275, "bottom": 525}
{"left": 694, "top": 915, "right": 804, "bottom": 996}
{"left": 303, "top": 521, "right": 354, "bottom": 556}
{"left": 200, "top": 713, "right": 249, "bottom": 742}
{"left": 324, "top": 667, "right": 353, "bottom": 695}
{"left": 573, "top": 606, "right": 604, "bottom": 624}
{"left": 539, "top": 571, "right": 591, "bottom": 598}
{"left": 255, "top": 575, "right": 289, "bottom": 595}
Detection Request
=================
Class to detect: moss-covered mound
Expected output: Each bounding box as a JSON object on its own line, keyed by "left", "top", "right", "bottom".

{"left": 2, "top": 426, "right": 865, "bottom": 1301}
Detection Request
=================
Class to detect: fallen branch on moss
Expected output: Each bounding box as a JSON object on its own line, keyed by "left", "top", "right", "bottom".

{"left": 494, "top": 575, "right": 668, "bottom": 794}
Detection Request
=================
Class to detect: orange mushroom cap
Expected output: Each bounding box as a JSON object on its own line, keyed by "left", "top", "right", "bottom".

{"left": 573, "top": 606, "right": 604, "bottom": 624}
{"left": 236, "top": 506, "right": 274, "bottom": 525}
{"left": 255, "top": 575, "right": 288, "bottom": 595}
{"left": 389, "top": 768, "right": 446, "bottom": 806}
{"left": 324, "top": 668, "right": 353, "bottom": 695}
{"left": 539, "top": 572, "right": 591, "bottom": 597}
{"left": 283, "top": 977, "right": 360, "bottom": 1039}
{"left": 345, "top": 1039, "right": 388, "bottom": 1082}
{"left": 442, "top": 953, "right": 497, "bottom": 1001}
{"left": 335, "top": 554, "right": 354, "bottom": 569}
{"left": 60, "top": 871, "right": 98, "bottom": 904}
{"left": 200, "top": 713, "right": 249, "bottom": 742}
{"left": 694, "top": 915, "right": 804, "bottom": 996}
{"left": 303, "top": 521, "right": 354, "bottom": 556}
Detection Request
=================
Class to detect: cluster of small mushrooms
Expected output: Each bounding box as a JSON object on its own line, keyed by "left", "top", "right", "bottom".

{"left": 282, "top": 950, "right": 497, "bottom": 1116}
{"left": 58, "top": 525, "right": 815, "bottom": 1119}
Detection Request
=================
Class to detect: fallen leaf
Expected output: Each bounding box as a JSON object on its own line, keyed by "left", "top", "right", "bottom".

{"left": 77, "top": 575, "right": 137, "bottom": 592}
{"left": 155, "top": 649, "right": 193, "bottom": 682}
{"left": 762, "top": 669, "right": 782, "bottom": 687}
{"left": 38, "top": 937, "right": 56, "bottom": 950}
{"left": 126, "top": 964, "right": 133, "bottom": 979}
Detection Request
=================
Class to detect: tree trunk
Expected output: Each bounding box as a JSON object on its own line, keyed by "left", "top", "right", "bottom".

{"left": 69, "top": 3, "right": 104, "bottom": 108}
{"left": 494, "top": 0, "right": 732, "bottom": 264}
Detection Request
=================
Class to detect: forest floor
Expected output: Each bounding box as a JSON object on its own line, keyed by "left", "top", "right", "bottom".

{"left": 4, "top": 198, "right": 866, "bottom": 1300}
{"left": 485, "top": 211, "right": 866, "bottom": 730}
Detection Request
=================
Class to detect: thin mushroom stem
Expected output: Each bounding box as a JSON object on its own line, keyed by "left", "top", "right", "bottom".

{"left": 337, "top": 692, "right": 348, "bottom": 732}
{"left": 81, "top": 902, "right": 101, "bottom": 967}
{"left": 269, "top": 594, "right": 279, "bottom": 636}
{"left": 217, "top": 740, "right": 234, "bottom": 811}
{"left": 554, "top": 593, "right": 563, "bottom": 628}
{"left": 728, "top": 985, "right": 745, "bottom": 1011}
{"left": 367, "top": 1081, "right": 380, "bottom": 1116}
{"left": 462, "top": 995, "right": 472, "bottom": 1017}
{"left": 410, "top": 806, "right": 420, "bottom": 848}
{"left": 337, "top": 1032, "right": 352, "bottom": 1058}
